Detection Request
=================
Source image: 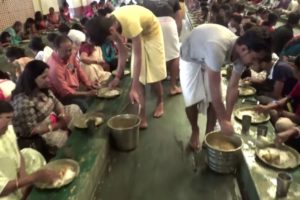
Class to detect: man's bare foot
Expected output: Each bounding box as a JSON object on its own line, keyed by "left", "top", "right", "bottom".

{"left": 139, "top": 118, "right": 148, "bottom": 129}
{"left": 169, "top": 86, "right": 182, "bottom": 96}
{"left": 189, "top": 132, "right": 201, "bottom": 151}
{"left": 153, "top": 102, "right": 164, "bottom": 118}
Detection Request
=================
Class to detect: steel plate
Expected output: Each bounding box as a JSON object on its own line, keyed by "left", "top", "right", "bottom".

{"left": 255, "top": 144, "right": 300, "bottom": 170}
{"left": 35, "top": 159, "right": 80, "bottom": 189}
{"left": 96, "top": 87, "right": 122, "bottom": 99}
{"left": 238, "top": 85, "right": 256, "bottom": 96}
{"left": 234, "top": 106, "right": 270, "bottom": 124}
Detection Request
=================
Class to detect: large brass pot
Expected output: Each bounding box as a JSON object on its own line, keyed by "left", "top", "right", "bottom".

{"left": 204, "top": 131, "right": 243, "bottom": 174}
{"left": 107, "top": 114, "right": 141, "bottom": 151}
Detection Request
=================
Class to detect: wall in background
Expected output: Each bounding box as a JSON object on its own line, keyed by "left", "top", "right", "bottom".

{"left": 0, "top": 0, "right": 95, "bottom": 32}
{"left": 0, "top": 0, "right": 35, "bottom": 31}
{"left": 33, "top": 0, "right": 60, "bottom": 14}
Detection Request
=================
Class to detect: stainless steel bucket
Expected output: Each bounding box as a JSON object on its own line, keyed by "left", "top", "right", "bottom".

{"left": 204, "top": 131, "right": 243, "bottom": 174}
{"left": 107, "top": 114, "right": 141, "bottom": 151}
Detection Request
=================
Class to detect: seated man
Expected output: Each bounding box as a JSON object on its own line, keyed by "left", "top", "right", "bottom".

{"left": 0, "top": 100, "right": 59, "bottom": 199}
{"left": 248, "top": 53, "right": 297, "bottom": 103}
{"left": 4, "top": 21, "right": 23, "bottom": 46}
{"left": 47, "top": 35, "right": 98, "bottom": 112}
{"left": 256, "top": 55, "right": 300, "bottom": 131}
{"left": 47, "top": 7, "right": 60, "bottom": 29}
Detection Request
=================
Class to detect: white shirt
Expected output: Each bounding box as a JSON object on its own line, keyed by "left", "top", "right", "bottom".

{"left": 180, "top": 23, "right": 245, "bottom": 74}
{"left": 35, "top": 46, "right": 53, "bottom": 63}
{"left": 0, "top": 125, "right": 22, "bottom": 200}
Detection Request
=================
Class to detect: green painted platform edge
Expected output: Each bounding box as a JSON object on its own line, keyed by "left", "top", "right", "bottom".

{"left": 27, "top": 76, "right": 131, "bottom": 200}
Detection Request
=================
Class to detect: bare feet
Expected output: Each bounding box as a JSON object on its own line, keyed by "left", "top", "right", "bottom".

{"left": 169, "top": 86, "right": 182, "bottom": 96}
{"left": 189, "top": 132, "right": 201, "bottom": 151}
{"left": 139, "top": 118, "right": 148, "bottom": 129}
{"left": 153, "top": 102, "right": 164, "bottom": 118}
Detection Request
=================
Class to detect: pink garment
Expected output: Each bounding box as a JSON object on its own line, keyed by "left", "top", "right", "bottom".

{"left": 47, "top": 52, "right": 91, "bottom": 98}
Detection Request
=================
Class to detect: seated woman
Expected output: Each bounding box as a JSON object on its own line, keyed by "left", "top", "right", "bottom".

{"left": 0, "top": 100, "right": 59, "bottom": 199}
{"left": 256, "top": 55, "right": 300, "bottom": 130}
{"left": 47, "top": 7, "right": 60, "bottom": 29}
{"left": 59, "top": 1, "right": 72, "bottom": 23}
{"left": 78, "top": 42, "right": 111, "bottom": 84}
{"left": 11, "top": 60, "right": 82, "bottom": 156}
{"left": 5, "top": 47, "right": 33, "bottom": 81}
{"left": 23, "top": 18, "right": 38, "bottom": 39}
{"left": 29, "top": 36, "right": 53, "bottom": 62}
{"left": 34, "top": 11, "right": 47, "bottom": 31}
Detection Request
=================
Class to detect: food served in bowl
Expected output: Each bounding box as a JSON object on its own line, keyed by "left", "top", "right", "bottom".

{"left": 208, "top": 137, "right": 237, "bottom": 151}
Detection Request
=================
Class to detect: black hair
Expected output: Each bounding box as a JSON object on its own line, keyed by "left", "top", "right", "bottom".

{"left": 34, "top": 11, "right": 43, "bottom": 21}
{"left": 85, "top": 15, "right": 116, "bottom": 45}
{"left": 63, "top": 1, "right": 69, "bottom": 7}
{"left": 80, "top": 17, "right": 89, "bottom": 26}
{"left": 267, "top": 13, "right": 278, "bottom": 25}
{"left": 29, "top": 37, "right": 45, "bottom": 51}
{"left": 220, "top": 4, "right": 231, "bottom": 12}
{"left": 58, "top": 23, "right": 70, "bottom": 35}
{"left": 211, "top": 4, "right": 220, "bottom": 14}
{"left": 294, "top": 55, "right": 300, "bottom": 70}
{"left": 53, "top": 34, "right": 72, "bottom": 49}
{"left": 12, "top": 60, "right": 49, "bottom": 98}
{"left": 0, "top": 100, "right": 13, "bottom": 114}
{"left": 256, "top": 7, "right": 265, "bottom": 15}
{"left": 47, "top": 33, "right": 59, "bottom": 43}
{"left": 71, "top": 23, "right": 84, "bottom": 32}
{"left": 91, "top": 1, "right": 97, "bottom": 6}
{"left": 287, "top": 12, "right": 300, "bottom": 26}
{"left": 230, "top": 14, "right": 242, "bottom": 24}
{"left": 0, "top": 31, "right": 10, "bottom": 43}
{"left": 236, "top": 26, "right": 272, "bottom": 58}
{"left": 24, "top": 18, "right": 35, "bottom": 33}
{"left": 6, "top": 47, "right": 25, "bottom": 60}
{"left": 235, "top": 3, "right": 245, "bottom": 13}
{"left": 0, "top": 70, "right": 10, "bottom": 79}
{"left": 13, "top": 21, "right": 22, "bottom": 29}
{"left": 243, "top": 22, "right": 255, "bottom": 32}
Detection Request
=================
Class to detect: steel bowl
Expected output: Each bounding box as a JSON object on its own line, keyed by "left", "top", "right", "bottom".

{"left": 205, "top": 131, "right": 243, "bottom": 174}
{"left": 107, "top": 114, "right": 141, "bottom": 151}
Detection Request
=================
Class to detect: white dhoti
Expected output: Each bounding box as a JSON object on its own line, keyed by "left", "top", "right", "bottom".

{"left": 158, "top": 17, "right": 180, "bottom": 62}
{"left": 179, "top": 59, "right": 211, "bottom": 113}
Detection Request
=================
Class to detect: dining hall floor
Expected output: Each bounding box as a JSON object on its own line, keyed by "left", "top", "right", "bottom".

{"left": 93, "top": 81, "right": 242, "bottom": 200}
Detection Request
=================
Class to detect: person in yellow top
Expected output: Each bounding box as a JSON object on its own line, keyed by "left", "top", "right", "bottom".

{"left": 86, "top": 5, "right": 167, "bottom": 128}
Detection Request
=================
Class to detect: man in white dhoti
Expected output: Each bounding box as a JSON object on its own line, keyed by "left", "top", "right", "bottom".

{"left": 180, "top": 24, "right": 272, "bottom": 150}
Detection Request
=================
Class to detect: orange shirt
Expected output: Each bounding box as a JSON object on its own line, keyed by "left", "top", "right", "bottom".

{"left": 47, "top": 52, "right": 91, "bottom": 98}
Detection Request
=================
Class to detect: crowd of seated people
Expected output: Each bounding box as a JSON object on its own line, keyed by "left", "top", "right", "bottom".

{"left": 1, "top": 1, "right": 300, "bottom": 198}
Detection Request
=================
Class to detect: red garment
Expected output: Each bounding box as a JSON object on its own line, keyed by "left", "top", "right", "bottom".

{"left": 79, "top": 42, "right": 95, "bottom": 56}
{"left": 251, "top": 0, "right": 262, "bottom": 4}
{"left": 289, "top": 82, "right": 300, "bottom": 116}
{"left": 0, "top": 89, "right": 5, "bottom": 100}
{"left": 47, "top": 52, "right": 92, "bottom": 98}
